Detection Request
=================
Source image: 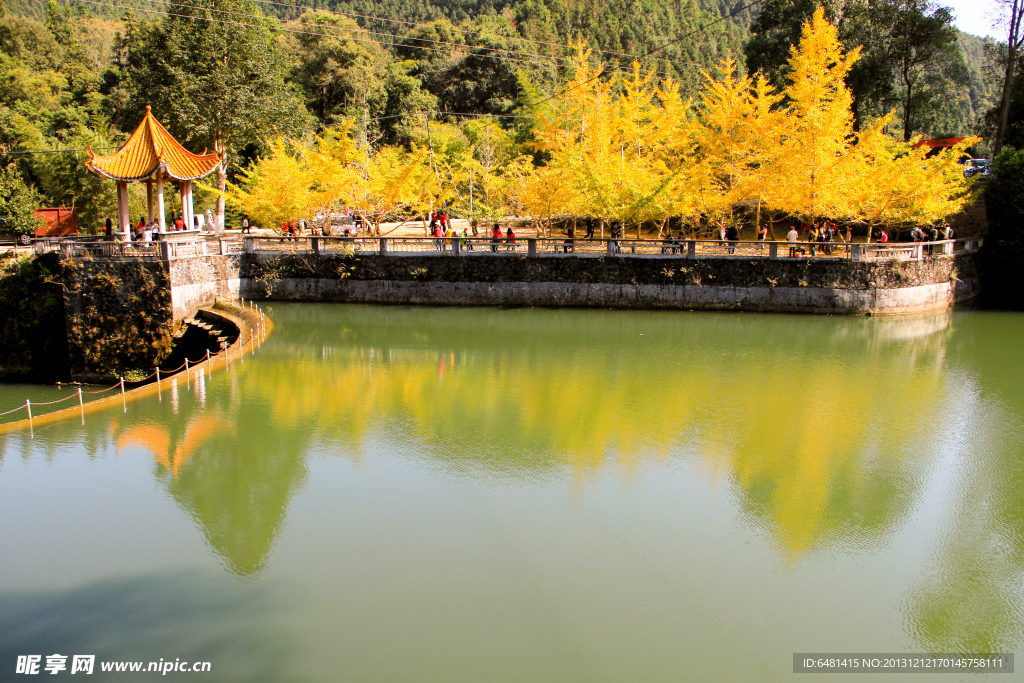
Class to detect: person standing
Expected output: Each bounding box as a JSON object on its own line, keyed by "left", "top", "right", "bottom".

{"left": 491, "top": 223, "right": 502, "bottom": 252}
{"left": 434, "top": 222, "right": 444, "bottom": 252}
{"left": 585, "top": 217, "right": 595, "bottom": 240}
{"left": 241, "top": 215, "right": 250, "bottom": 234}
{"left": 563, "top": 226, "right": 575, "bottom": 253}
{"left": 757, "top": 225, "right": 768, "bottom": 251}
{"left": 505, "top": 227, "right": 516, "bottom": 252}
{"left": 725, "top": 224, "right": 738, "bottom": 254}
{"left": 104, "top": 215, "right": 113, "bottom": 239}
{"left": 787, "top": 225, "right": 800, "bottom": 257}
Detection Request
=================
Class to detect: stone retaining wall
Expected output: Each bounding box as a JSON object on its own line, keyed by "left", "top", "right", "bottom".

{"left": 169, "top": 254, "right": 242, "bottom": 319}
{"left": 239, "top": 252, "right": 980, "bottom": 315}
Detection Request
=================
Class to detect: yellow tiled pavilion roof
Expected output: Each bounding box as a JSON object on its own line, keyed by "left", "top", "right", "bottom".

{"left": 85, "top": 106, "right": 221, "bottom": 182}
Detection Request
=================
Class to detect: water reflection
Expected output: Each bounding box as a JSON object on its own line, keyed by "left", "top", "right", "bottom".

{"left": 2, "top": 304, "right": 1022, "bottom": 658}
{"left": 902, "top": 313, "right": 1024, "bottom": 654}
{"left": 248, "top": 305, "right": 954, "bottom": 563}
{"left": 0, "top": 570, "right": 297, "bottom": 682}
{"left": 92, "top": 305, "right": 954, "bottom": 572}
{"left": 107, "top": 385, "right": 308, "bottom": 578}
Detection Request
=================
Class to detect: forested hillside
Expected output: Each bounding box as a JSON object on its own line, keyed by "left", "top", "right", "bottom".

{"left": 0, "top": 0, "right": 1005, "bottom": 234}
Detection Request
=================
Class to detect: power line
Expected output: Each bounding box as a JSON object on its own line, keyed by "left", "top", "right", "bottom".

{"left": 2, "top": 147, "right": 119, "bottom": 155}
{"left": 244, "top": 0, "right": 717, "bottom": 72}
{"left": 82, "top": 0, "right": 559, "bottom": 73}
{"left": 528, "top": 0, "right": 761, "bottom": 108}
{"left": 130, "top": 0, "right": 690, "bottom": 79}
{"left": 72, "top": 0, "right": 758, "bottom": 136}
{"left": 142, "top": 0, "right": 581, "bottom": 69}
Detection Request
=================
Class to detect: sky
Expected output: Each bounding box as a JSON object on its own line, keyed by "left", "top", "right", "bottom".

{"left": 945, "top": 0, "right": 1002, "bottom": 39}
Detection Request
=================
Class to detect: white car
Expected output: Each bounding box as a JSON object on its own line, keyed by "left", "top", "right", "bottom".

{"left": 963, "top": 158, "right": 990, "bottom": 178}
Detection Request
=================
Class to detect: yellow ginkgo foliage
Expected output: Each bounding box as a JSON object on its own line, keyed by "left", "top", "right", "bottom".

{"left": 230, "top": 11, "right": 975, "bottom": 238}
{"left": 224, "top": 137, "right": 317, "bottom": 231}
{"left": 775, "top": 7, "right": 862, "bottom": 223}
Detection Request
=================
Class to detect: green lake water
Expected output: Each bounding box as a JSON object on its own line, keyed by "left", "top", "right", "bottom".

{"left": 1, "top": 303, "right": 1022, "bottom": 681}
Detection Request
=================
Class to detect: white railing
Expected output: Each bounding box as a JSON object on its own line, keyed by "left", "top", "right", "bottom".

{"left": 244, "top": 235, "right": 981, "bottom": 262}
{"left": 35, "top": 235, "right": 983, "bottom": 263}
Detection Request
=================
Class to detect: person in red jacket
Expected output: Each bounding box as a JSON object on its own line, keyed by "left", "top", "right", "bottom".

{"left": 491, "top": 224, "right": 502, "bottom": 252}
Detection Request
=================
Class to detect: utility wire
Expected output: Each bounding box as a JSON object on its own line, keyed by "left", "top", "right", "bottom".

{"left": 142, "top": 0, "right": 584, "bottom": 69}
{"left": 528, "top": 0, "right": 764, "bottom": 108}
{"left": 91, "top": 0, "right": 720, "bottom": 81}
{"left": 131, "top": 0, "right": 691, "bottom": 79}
{"left": 244, "top": 0, "right": 718, "bottom": 72}
{"left": 81, "top": 0, "right": 557, "bottom": 72}
{"left": 2, "top": 147, "right": 119, "bottom": 155}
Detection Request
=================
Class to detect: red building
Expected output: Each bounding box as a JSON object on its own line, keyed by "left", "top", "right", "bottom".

{"left": 33, "top": 207, "right": 78, "bottom": 237}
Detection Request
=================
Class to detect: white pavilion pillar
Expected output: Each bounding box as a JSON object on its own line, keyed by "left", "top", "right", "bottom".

{"left": 156, "top": 173, "right": 165, "bottom": 232}
{"left": 116, "top": 181, "right": 130, "bottom": 235}
{"left": 179, "top": 180, "right": 194, "bottom": 230}
{"left": 186, "top": 181, "right": 195, "bottom": 230}
{"left": 180, "top": 180, "right": 193, "bottom": 230}
{"left": 146, "top": 180, "right": 154, "bottom": 222}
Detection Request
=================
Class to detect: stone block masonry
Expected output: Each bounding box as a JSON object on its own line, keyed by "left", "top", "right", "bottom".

{"left": 0, "top": 248, "right": 982, "bottom": 383}
{"left": 238, "top": 251, "right": 980, "bottom": 315}
{"left": 168, "top": 254, "right": 243, "bottom": 320}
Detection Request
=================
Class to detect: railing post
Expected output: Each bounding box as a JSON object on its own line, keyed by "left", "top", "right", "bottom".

{"left": 244, "top": 237, "right": 255, "bottom": 254}
{"left": 218, "top": 238, "right": 226, "bottom": 255}
{"left": 200, "top": 240, "right": 208, "bottom": 256}
{"left": 687, "top": 240, "right": 696, "bottom": 259}
{"left": 453, "top": 237, "right": 461, "bottom": 256}
{"left": 976, "top": 237, "right": 984, "bottom": 249}
{"left": 607, "top": 240, "right": 615, "bottom": 257}
{"left": 769, "top": 242, "right": 778, "bottom": 260}
{"left": 913, "top": 244, "right": 923, "bottom": 260}
{"left": 379, "top": 237, "right": 387, "bottom": 253}
{"left": 159, "top": 241, "right": 171, "bottom": 261}
{"left": 965, "top": 238, "right": 973, "bottom": 252}
{"left": 528, "top": 238, "right": 537, "bottom": 257}
{"left": 311, "top": 237, "right": 320, "bottom": 255}
{"left": 851, "top": 243, "right": 861, "bottom": 262}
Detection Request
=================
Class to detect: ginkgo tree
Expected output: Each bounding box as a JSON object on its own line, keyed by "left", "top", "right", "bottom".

{"left": 229, "top": 11, "right": 975, "bottom": 241}
{"left": 224, "top": 137, "right": 318, "bottom": 231}
{"left": 773, "top": 8, "right": 862, "bottom": 225}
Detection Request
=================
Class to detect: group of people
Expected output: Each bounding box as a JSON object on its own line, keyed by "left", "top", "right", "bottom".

{"left": 784, "top": 221, "right": 843, "bottom": 257}
{"left": 279, "top": 218, "right": 310, "bottom": 240}
{"left": 911, "top": 224, "right": 955, "bottom": 255}
{"left": 427, "top": 209, "right": 519, "bottom": 253}
{"left": 102, "top": 208, "right": 224, "bottom": 241}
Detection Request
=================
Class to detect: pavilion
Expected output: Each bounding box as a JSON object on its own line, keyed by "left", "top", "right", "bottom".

{"left": 85, "top": 105, "right": 221, "bottom": 234}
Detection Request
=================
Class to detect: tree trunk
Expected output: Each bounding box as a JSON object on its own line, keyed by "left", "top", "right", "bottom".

{"left": 996, "top": 0, "right": 1022, "bottom": 155}
{"left": 903, "top": 76, "right": 914, "bottom": 142}
{"left": 215, "top": 139, "right": 226, "bottom": 232}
